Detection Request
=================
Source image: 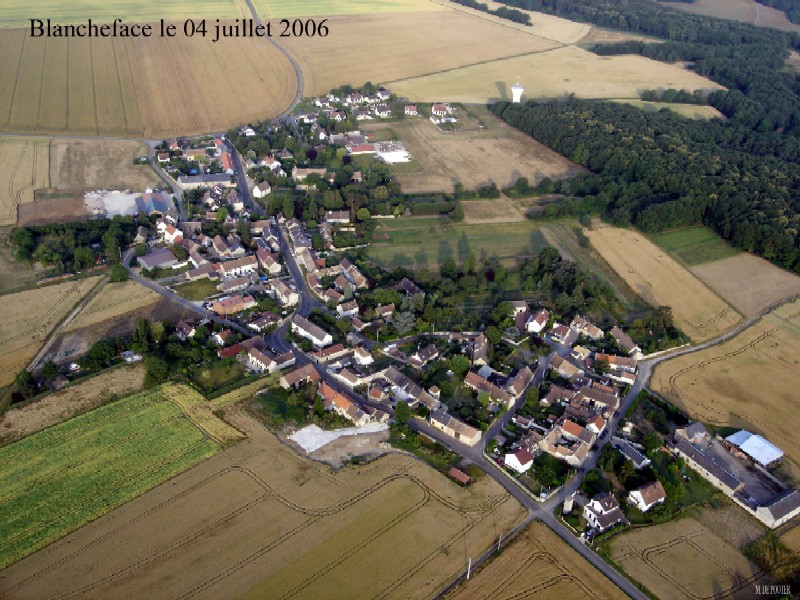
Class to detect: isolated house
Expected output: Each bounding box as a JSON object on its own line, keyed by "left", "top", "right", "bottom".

{"left": 628, "top": 481, "right": 666, "bottom": 512}
{"left": 253, "top": 181, "right": 272, "bottom": 198}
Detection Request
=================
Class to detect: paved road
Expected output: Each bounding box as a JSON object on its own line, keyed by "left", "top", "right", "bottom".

{"left": 242, "top": 0, "right": 305, "bottom": 121}
{"left": 145, "top": 141, "right": 187, "bottom": 221}
{"left": 122, "top": 248, "right": 252, "bottom": 337}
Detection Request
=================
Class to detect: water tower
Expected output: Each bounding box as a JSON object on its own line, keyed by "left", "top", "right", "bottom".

{"left": 511, "top": 77, "right": 525, "bottom": 103}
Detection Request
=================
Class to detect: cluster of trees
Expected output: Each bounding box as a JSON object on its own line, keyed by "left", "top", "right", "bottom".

{"left": 449, "top": 0, "right": 532, "bottom": 24}
{"left": 12, "top": 218, "right": 136, "bottom": 273}
{"left": 639, "top": 88, "right": 707, "bottom": 104}
{"left": 492, "top": 100, "right": 800, "bottom": 272}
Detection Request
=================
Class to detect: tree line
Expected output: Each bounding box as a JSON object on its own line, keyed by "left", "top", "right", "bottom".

{"left": 492, "top": 99, "right": 800, "bottom": 272}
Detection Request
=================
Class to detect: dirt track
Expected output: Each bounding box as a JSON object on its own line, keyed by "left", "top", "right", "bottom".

{"left": 0, "top": 409, "right": 525, "bottom": 600}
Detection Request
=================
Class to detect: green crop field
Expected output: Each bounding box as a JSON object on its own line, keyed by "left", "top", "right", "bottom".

{"left": 369, "top": 218, "right": 550, "bottom": 270}
{"left": 650, "top": 226, "right": 739, "bottom": 265}
{"left": 252, "top": 0, "right": 443, "bottom": 18}
{"left": 0, "top": 387, "right": 220, "bottom": 569}
{"left": 0, "top": 0, "right": 241, "bottom": 27}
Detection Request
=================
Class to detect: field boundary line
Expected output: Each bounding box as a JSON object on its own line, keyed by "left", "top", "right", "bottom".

{"left": 382, "top": 46, "right": 566, "bottom": 87}
{"left": 6, "top": 33, "right": 25, "bottom": 125}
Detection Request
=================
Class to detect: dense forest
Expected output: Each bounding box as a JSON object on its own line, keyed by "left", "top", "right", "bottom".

{"left": 491, "top": 0, "right": 800, "bottom": 271}
{"left": 752, "top": 0, "right": 800, "bottom": 24}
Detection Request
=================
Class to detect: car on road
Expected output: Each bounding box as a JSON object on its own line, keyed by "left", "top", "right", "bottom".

{"left": 613, "top": 410, "right": 620, "bottom": 417}
{"left": 599, "top": 431, "right": 607, "bottom": 440}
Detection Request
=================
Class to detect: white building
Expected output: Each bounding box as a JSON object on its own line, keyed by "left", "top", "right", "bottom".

{"left": 628, "top": 481, "right": 666, "bottom": 512}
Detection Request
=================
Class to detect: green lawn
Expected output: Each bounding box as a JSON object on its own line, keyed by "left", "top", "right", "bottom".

{"left": 369, "top": 218, "right": 550, "bottom": 270}
{"left": 0, "top": 388, "right": 219, "bottom": 569}
{"left": 650, "top": 226, "right": 739, "bottom": 265}
{"left": 174, "top": 278, "right": 220, "bottom": 301}
{"left": 192, "top": 360, "right": 246, "bottom": 393}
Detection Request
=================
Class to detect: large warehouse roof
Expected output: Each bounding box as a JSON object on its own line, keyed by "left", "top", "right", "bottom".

{"left": 725, "top": 430, "right": 753, "bottom": 447}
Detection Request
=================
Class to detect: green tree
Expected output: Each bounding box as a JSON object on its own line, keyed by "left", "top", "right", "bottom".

{"left": 450, "top": 355, "right": 470, "bottom": 378}
{"left": 643, "top": 431, "right": 663, "bottom": 454}
{"left": 41, "top": 360, "right": 58, "bottom": 382}
{"left": 215, "top": 206, "right": 229, "bottom": 223}
{"left": 394, "top": 400, "right": 410, "bottom": 426}
{"left": 73, "top": 246, "right": 94, "bottom": 271}
{"left": 356, "top": 207, "right": 371, "bottom": 222}
{"left": 394, "top": 311, "right": 416, "bottom": 335}
{"left": 313, "top": 396, "right": 325, "bottom": 418}
{"left": 282, "top": 196, "right": 295, "bottom": 219}
{"left": 485, "top": 325, "right": 502, "bottom": 345}
{"left": 144, "top": 355, "right": 169, "bottom": 387}
{"left": 85, "top": 340, "right": 115, "bottom": 370}
{"left": 440, "top": 257, "right": 457, "bottom": 280}
{"left": 109, "top": 264, "right": 129, "bottom": 282}
{"left": 135, "top": 243, "right": 148, "bottom": 257}
{"left": 132, "top": 317, "right": 149, "bottom": 351}
{"left": 14, "top": 369, "right": 36, "bottom": 398}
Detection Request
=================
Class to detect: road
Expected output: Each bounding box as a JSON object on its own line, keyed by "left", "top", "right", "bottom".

{"left": 145, "top": 140, "right": 187, "bottom": 221}
{"left": 242, "top": 0, "right": 305, "bottom": 122}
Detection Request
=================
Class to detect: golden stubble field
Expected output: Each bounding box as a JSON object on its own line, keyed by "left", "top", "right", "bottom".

{"left": 445, "top": 521, "right": 626, "bottom": 600}
{"left": 388, "top": 45, "right": 724, "bottom": 104}
{"left": 0, "top": 277, "right": 100, "bottom": 387}
{"left": 609, "top": 518, "right": 769, "bottom": 600}
{"left": 364, "top": 116, "right": 584, "bottom": 194}
{"left": 586, "top": 224, "right": 741, "bottom": 342}
{"left": 50, "top": 138, "right": 160, "bottom": 191}
{"left": 664, "top": 0, "right": 800, "bottom": 32}
{"left": 651, "top": 299, "right": 800, "bottom": 468}
{"left": 279, "top": 10, "right": 560, "bottom": 97}
{"left": 0, "top": 364, "right": 145, "bottom": 445}
{"left": 0, "top": 26, "right": 295, "bottom": 137}
{"left": 0, "top": 137, "right": 49, "bottom": 226}
{"left": 62, "top": 280, "right": 161, "bottom": 333}
{"left": 1, "top": 409, "right": 527, "bottom": 600}
{"left": 690, "top": 253, "right": 800, "bottom": 317}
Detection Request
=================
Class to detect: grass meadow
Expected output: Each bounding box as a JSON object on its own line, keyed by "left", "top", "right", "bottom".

{"left": 650, "top": 226, "right": 739, "bottom": 265}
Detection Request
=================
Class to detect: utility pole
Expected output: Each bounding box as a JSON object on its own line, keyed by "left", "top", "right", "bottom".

{"left": 466, "top": 557, "right": 472, "bottom": 580}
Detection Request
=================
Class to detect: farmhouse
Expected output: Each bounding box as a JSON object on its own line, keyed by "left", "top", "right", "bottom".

{"left": 471, "top": 333, "right": 489, "bottom": 366}
{"left": 219, "top": 255, "right": 258, "bottom": 278}
{"left": 382, "top": 366, "right": 440, "bottom": 412}
{"left": 584, "top": 493, "right": 629, "bottom": 533}
{"left": 464, "top": 371, "right": 513, "bottom": 408}
{"left": 280, "top": 364, "right": 321, "bottom": 389}
{"left": 177, "top": 174, "right": 235, "bottom": 190}
{"left": 409, "top": 343, "right": 438, "bottom": 369}
{"left": 405, "top": 104, "right": 418, "bottom": 116}
{"left": 318, "top": 383, "right": 370, "bottom": 427}
{"left": 756, "top": 490, "right": 800, "bottom": 528}
{"left": 504, "top": 448, "right": 534, "bottom": 474}
{"left": 508, "top": 367, "right": 534, "bottom": 398}
{"left": 571, "top": 315, "right": 603, "bottom": 340}
{"left": 673, "top": 439, "right": 742, "bottom": 495}
{"left": 628, "top": 481, "right": 666, "bottom": 512}
{"left": 611, "top": 325, "right": 642, "bottom": 359}
{"left": 291, "top": 314, "right": 333, "bottom": 348}
{"left": 430, "top": 410, "right": 482, "bottom": 447}
{"left": 247, "top": 348, "right": 276, "bottom": 374}
{"left": 137, "top": 248, "right": 178, "bottom": 271}
{"left": 267, "top": 279, "right": 299, "bottom": 306}
{"left": 209, "top": 294, "right": 256, "bottom": 316}
{"left": 432, "top": 103, "right": 449, "bottom": 116}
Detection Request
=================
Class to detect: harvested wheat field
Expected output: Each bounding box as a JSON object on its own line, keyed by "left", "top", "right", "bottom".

{"left": 0, "top": 137, "right": 49, "bottom": 225}
{"left": 364, "top": 117, "right": 583, "bottom": 193}
{"left": 611, "top": 99, "right": 725, "bottom": 120}
{"left": 0, "top": 364, "right": 145, "bottom": 446}
{"left": 690, "top": 254, "right": 800, "bottom": 317}
{"left": 0, "top": 0, "right": 242, "bottom": 27}
{"left": 62, "top": 280, "right": 161, "bottom": 333}
{"left": 446, "top": 521, "right": 626, "bottom": 600}
{"left": 651, "top": 299, "right": 800, "bottom": 467}
{"left": 586, "top": 224, "right": 741, "bottom": 341}
{"left": 1, "top": 409, "right": 526, "bottom": 600}
{"left": 0, "top": 277, "right": 100, "bottom": 387}
{"left": 253, "top": 0, "right": 443, "bottom": 17}
{"left": 280, "top": 11, "right": 559, "bottom": 97}
{"left": 609, "top": 518, "right": 769, "bottom": 600}
{"left": 50, "top": 139, "right": 159, "bottom": 191}
{"left": 388, "top": 45, "right": 723, "bottom": 104}
{"left": 664, "top": 0, "right": 800, "bottom": 32}
{"left": 780, "top": 522, "right": 800, "bottom": 552}
{"left": 0, "top": 27, "right": 295, "bottom": 137}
